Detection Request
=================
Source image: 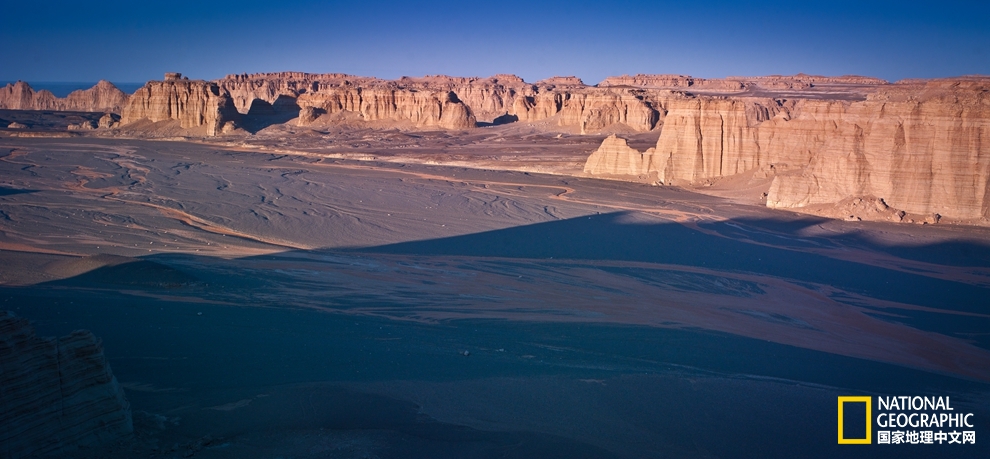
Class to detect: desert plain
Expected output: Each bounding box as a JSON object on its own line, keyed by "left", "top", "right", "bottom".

{"left": 1, "top": 72, "right": 989, "bottom": 458}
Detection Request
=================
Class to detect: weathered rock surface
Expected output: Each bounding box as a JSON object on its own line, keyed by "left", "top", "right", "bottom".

{"left": 0, "top": 80, "right": 129, "bottom": 113}
{"left": 557, "top": 91, "right": 660, "bottom": 134}
{"left": 766, "top": 79, "right": 990, "bottom": 220}
{"left": 0, "top": 311, "right": 132, "bottom": 458}
{"left": 584, "top": 77, "right": 990, "bottom": 222}
{"left": 297, "top": 86, "right": 477, "bottom": 130}
{"left": 120, "top": 74, "right": 240, "bottom": 136}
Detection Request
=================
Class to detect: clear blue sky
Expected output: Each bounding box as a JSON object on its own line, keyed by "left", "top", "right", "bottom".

{"left": 2, "top": 0, "right": 988, "bottom": 84}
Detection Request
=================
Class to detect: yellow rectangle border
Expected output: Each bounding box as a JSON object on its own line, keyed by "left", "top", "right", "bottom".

{"left": 837, "top": 396, "right": 872, "bottom": 444}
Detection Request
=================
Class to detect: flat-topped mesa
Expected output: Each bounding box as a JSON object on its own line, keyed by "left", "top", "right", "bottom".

{"left": 0, "top": 311, "right": 132, "bottom": 458}
{"left": 875, "top": 76, "right": 990, "bottom": 102}
{"left": 598, "top": 74, "right": 746, "bottom": 91}
{"left": 730, "top": 73, "right": 890, "bottom": 88}
{"left": 535, "top": 76, "right": 586, "bottom": 87}
{"left": 584, "top": 78, "right": 990, "bottom": 222}
{"left": 120, "top": 74, "right": 239, "bottom": 136}
{"left": 599, "top": 74, "right": 695, "bottom": 88}
{"left": 222, "top": 71, "right": 364, "bottom": 82}
{"left": 490, "top": 74, "right": 527, "bottom": 85}
{"left": 0, "top": 80, "right": 130, "bottom": 113}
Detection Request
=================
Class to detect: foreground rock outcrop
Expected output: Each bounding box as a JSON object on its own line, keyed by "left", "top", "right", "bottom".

{"left": 120, "top": 73, "right": 240, "bottom": 136}
{"left": 0, "top": 311, "right": 132, "bottom": 458}
{"left": 583, "top": 77, "right": 990, "bottom": 222}
{"left": 0, "top": 80, "right": 129, "bottom": 113}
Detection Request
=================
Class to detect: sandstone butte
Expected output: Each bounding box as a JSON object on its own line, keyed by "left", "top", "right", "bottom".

{"left": 118, "top": 73, "right": 241, "bottom": 136}
{"left": 2, "top": 72, "right": 988, "bottom": 224}
{"left": 0, "top": 311, "right": 133, "bottom": 458}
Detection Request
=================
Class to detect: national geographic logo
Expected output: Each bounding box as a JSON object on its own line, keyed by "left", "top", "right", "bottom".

{"left": 838, "top": 396, "right": 977, "bottom": 445}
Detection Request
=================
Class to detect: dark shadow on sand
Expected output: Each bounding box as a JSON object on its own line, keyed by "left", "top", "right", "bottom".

{"left": 476, "top": 114, "right": 519, "bottom": 127}
{"left": 11, "top": 212, "right": 990, "bottom": 458}
{"left": 355, "top": 211, "right": 990, "bottom": 315}
{"left": 35, "top": 211, "right": 990, "bottom": 351}
{"left": 0, "top": 186, "right": 38, "bottom": 196}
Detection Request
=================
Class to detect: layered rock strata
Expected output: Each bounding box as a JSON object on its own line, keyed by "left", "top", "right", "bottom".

{"left": 583, "top": 77, "right": 990, "bottom": 221}
{"left": 0, "top": 311, "right": 132, "bottom": 458}
{"left": 297, "top": 87, "right": 476, "bottom": 130}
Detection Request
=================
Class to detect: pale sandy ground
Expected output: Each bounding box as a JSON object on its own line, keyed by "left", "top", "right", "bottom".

{"left": 1, "top": 137, "right": 989, "bottom": 458}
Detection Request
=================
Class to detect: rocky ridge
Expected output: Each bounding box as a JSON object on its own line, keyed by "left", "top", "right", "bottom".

{"left": 214, "top": 72, "right": 659, "bottom": 132}
{"left": 0, "top": 80, "right": 129, "bottom": 113}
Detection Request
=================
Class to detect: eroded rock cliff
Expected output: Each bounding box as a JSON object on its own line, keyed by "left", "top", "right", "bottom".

{"left": 551, "top": 91, "right": 659, "bottom": 133}
{"left": 584, "top": 77, "right": 990, "bottom": 222}
{"left": 120, "top": 75, "right": 240, "bottom": 136}
{"left": 213, "top": 72, "right": 659, "bottom": 132}
{"left": 766, "top": 79, "right": 990, "bottom": 220}
{"left": 0, "top": 311, "right": 132, "bottom": 458}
